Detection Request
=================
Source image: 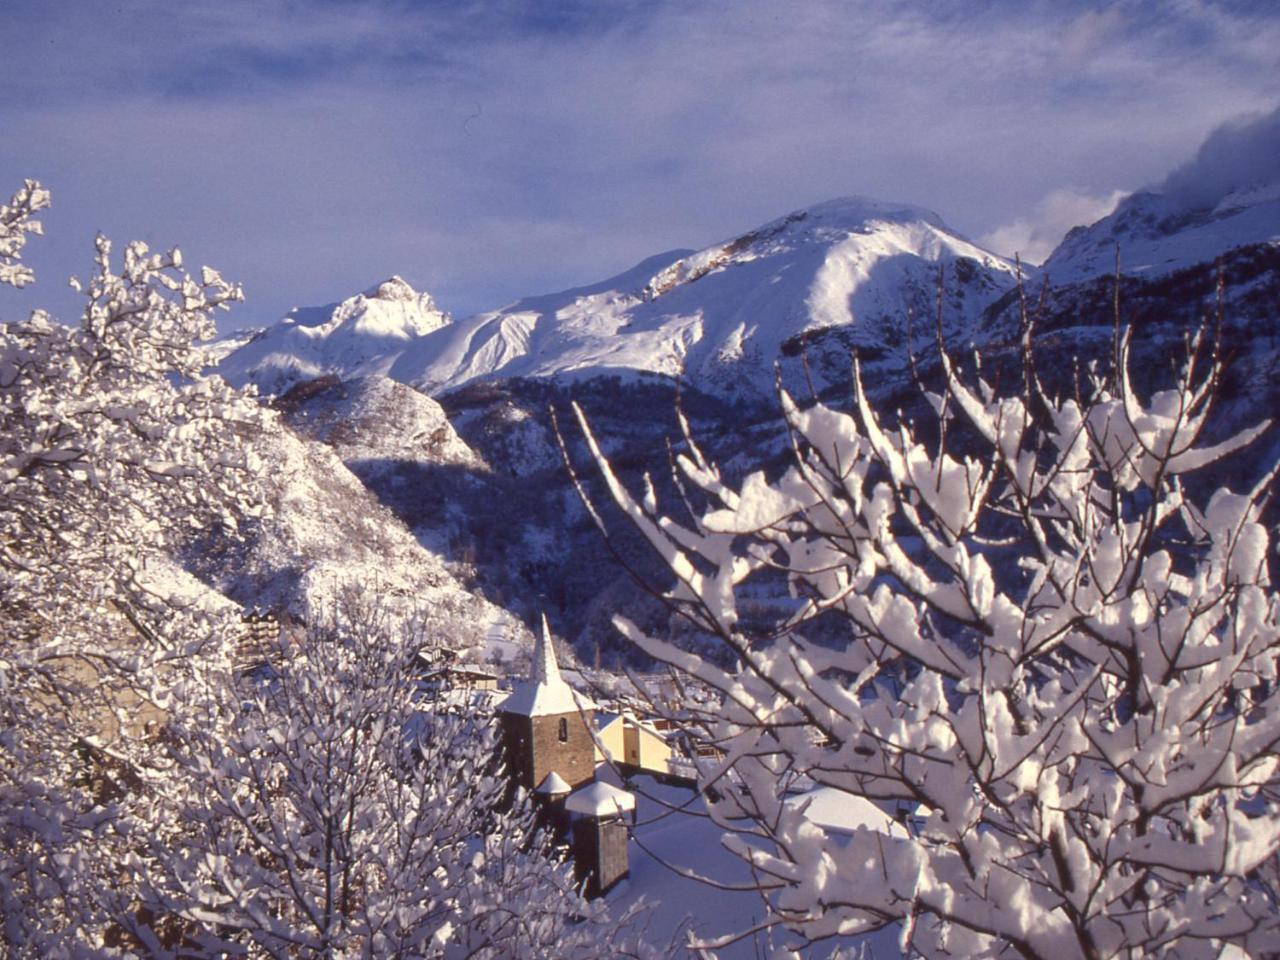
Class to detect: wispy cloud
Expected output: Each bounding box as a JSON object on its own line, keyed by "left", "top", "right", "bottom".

{"left": 980, "top": 187, "right": 1129, "bottom": 264}
{"left": 3, "top": 0, "right": 1278, "bottom": 328}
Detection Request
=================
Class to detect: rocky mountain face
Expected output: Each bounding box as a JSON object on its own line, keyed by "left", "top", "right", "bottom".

{"left": 179, "top": 407, "right": 524, "bottom": 658}
{"left": 218, "top": 276, "right": 450, "bottom": 395}
{"left": 210, "top": 178, "right": 1279, "bottom": 664}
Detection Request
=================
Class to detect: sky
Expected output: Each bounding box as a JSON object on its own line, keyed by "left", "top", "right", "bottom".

{"left": 3, "top": 0, "right": 1279, "bottom": 332}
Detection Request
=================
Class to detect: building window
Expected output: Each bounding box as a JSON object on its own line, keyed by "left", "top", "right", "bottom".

{"left": 558, "top": 717, "right": 569, "bottom": 742}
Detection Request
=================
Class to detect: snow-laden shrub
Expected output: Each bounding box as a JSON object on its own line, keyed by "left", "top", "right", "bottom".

{"left": 123, "top": 598, "right": 655, "bottom": 959}
{"left": 0, "top": 180, "right": 270, "bottom": 953}
{"left": 568, "top": 315, "right": 1280, "bottom": 958}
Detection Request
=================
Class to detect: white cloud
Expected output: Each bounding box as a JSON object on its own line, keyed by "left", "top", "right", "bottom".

{"left": 979, "top": 187, "right": 1129, "bottom": 264}
{"left": 1057, "top": 7, "right": 1128, "bottom": 66}
{"left": 5, "top": 0, "right": 1280, "bottom": 327}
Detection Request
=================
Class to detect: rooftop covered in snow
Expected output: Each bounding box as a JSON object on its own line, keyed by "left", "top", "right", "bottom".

{"left": 535, "top": 771, "right": 572, "bottom": 796}
{"left": 500, "top": 614, "right": 596, "bottom": 718}
{"left": 565, "top": 780, "right": 636, "bottom": 817}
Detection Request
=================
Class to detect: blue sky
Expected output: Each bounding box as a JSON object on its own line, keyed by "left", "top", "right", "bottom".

{"left": 3, "top": 0, "right": 1278, "bottom": 331}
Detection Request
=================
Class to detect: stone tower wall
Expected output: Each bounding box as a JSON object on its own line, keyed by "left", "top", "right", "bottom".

{"left": 529, "top": 709, "right": 595, "bottom": 790}
{"left": 572, "top": 815, "right": 630, "bottom": 899}
{"left": 499, "top": 709, "right": 596, "bottom": 790}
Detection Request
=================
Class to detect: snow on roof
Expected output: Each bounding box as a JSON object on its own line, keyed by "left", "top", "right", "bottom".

{"left": 535, "top": 771, "right": 572, "bottom": 795}
{"left": 426, "top": 663, "right": 499, "bottom": 679}
{"left": 414, "top": 687, "right": 509, "bottom": 715}
{"left": 595, "top": 711, "right": 623, "bottom": 730}
{"left": 500, "top": 614, "right": 596, "bottom": 717}
{"left": 785, "top": 786, "right": 910, "bottom": 838}
{"left": 608, "top": 776, "right": 902, "bottom": 959}
{"left": 565, "top": 780, "right": 636, "bottom": 817}
{"left": 592, "top": 761, "right": 627, "bottom": 789}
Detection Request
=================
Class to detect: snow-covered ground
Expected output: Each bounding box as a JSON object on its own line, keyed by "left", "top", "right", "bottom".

{"left": 609, "top": 776, "right": 904, "bottom": 958}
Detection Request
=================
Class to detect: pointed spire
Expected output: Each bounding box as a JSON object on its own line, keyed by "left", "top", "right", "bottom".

{"left": 500, "top": 613, "right": 595, "bottom": 717}
{"left": 533, "top": 612, "right": 563, "bottom": 688}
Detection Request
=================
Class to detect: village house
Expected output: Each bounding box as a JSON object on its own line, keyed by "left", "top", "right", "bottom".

{"left": 420, "top": 661, "right": 500, "bottom": 691}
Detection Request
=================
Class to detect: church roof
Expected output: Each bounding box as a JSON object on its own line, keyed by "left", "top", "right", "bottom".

{"left": 565, "top": 780, "right": 637, "bottom": 817}
{"left": 535, "top": 770, "right": 572, "bottom": 795}
{"left": 501, "top": 614, "right": 596, "bottom": 717}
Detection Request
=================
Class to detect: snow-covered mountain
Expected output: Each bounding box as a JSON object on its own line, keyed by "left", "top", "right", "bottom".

{"left": 205, "top": 182, "right": 1278, "bottom": 666}
{"left": 276, "top": 374, "right": 484, "bottom": 472}
{"left": 1043, "top": 181, "right": 1280, "bottom": 284}
{"left": 979, "top": 174, "right": 1280, "bottom": 463}
{"left": 219, "top": 198, "right": 1023, "bottom": 405}
{"left": 275, "top": 371, "right": 742, "bottom": 668}
{"left": 274, "top": 375, "right": 491, "bottom": 561}
{"left": 390, "top": 197, "right": 1023, "bottom": 403}
{"left": 218, "top": 276, "right": 449, "bottom": 394}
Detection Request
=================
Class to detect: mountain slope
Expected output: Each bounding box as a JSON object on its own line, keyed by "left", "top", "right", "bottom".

{"left": 276, "top": 374, "right": 485, "bottom": 471}
{"left": 180, "top": 412, "right": 518, "bottom": 655}
{"left": 205, "top": 177, "right": 1279, "bottom": 671}
{"left": 1043, "top": 181, "right": 1280, "bottom": 284}
{"left": 391, "top": 197, "right": 1023, "bottom": 403}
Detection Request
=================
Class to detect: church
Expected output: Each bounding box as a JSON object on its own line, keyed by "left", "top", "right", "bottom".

{"left": 497, "top": 618, "right": 637, "bottom": 898}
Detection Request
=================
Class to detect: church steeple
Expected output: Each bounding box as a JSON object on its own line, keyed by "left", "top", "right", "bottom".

{"left": 498, "top": 613, "right": 597, "bottom": 791}
{"left": 532, "top": 613, "right": 563, "bottom": 689}
{"left": 501, "top": 614, "right": 592, "bottom": 718}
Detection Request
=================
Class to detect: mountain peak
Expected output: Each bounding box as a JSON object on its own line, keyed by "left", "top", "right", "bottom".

{"left": 364, "top": 276, "right": 419, "bottom": 302}
{"left": 223, "top": 194, "right": 1021, "bottom": 403}
{"left": 335, "top": 277, "right": 446, "bottom": 334}
{"left": 389, "top": 193, "right": 1021, "bottom": 403}
{"left": 217, "top": 278, "right": 451, "bottom": 394}
{"left": 641, "top": 193, "right": 977, "bottom": 303}
{"left": 792, "top": 195, "right": 947, "bottom": 230}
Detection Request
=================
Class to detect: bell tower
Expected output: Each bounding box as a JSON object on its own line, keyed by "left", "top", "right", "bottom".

{"left": 498, "top": 616, "right": 596, "bottom": 791}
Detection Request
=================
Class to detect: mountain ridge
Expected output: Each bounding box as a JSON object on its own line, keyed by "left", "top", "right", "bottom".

{"left": 1043, "top": 181, "right": 1280, "bottom": 284}
{"left": 226, "top": 178, "right": 1279, "bottom": 662}
{"left": 220, "top": 196, "right": 1026, "bottom": 404}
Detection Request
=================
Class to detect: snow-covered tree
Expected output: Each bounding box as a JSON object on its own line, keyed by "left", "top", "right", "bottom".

{"left": 567, "top": 316, "right": 1280, "bottom": 958}
{"left": 0, "top": 181, "right": 266, "bottom": 636}
{"left": 0, "top": 180, "right": 648, "bottom": 958}
{"left": 0, "top": 179, "right": 269, "bottom": 953}
{"left": 121, "top": 598, "right": 654, "bottom": 959}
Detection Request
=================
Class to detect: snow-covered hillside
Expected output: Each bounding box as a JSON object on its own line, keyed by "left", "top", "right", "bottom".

{"left": 1043, "top": 180, "right": 1280, "bottom": 283}
{"left": 391, "top": 197, "right": 1023, "bottom": 403}
{"left": 218, "top": 276, "right": 449, "bottom": 394}
{"left": 180, "top": 413, "right": 517, "bottom": 655}
{"left": 201, "top": 182, "right": 1280, "bottom": 671}
{"left": 202, "top": 325, "right": 263, "bottom": 366}
{"left": 275, "top": 375, "right": 492, "bottom": 561}
{"left": 276, "top": 374, "right": 485, "bottom": 471}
